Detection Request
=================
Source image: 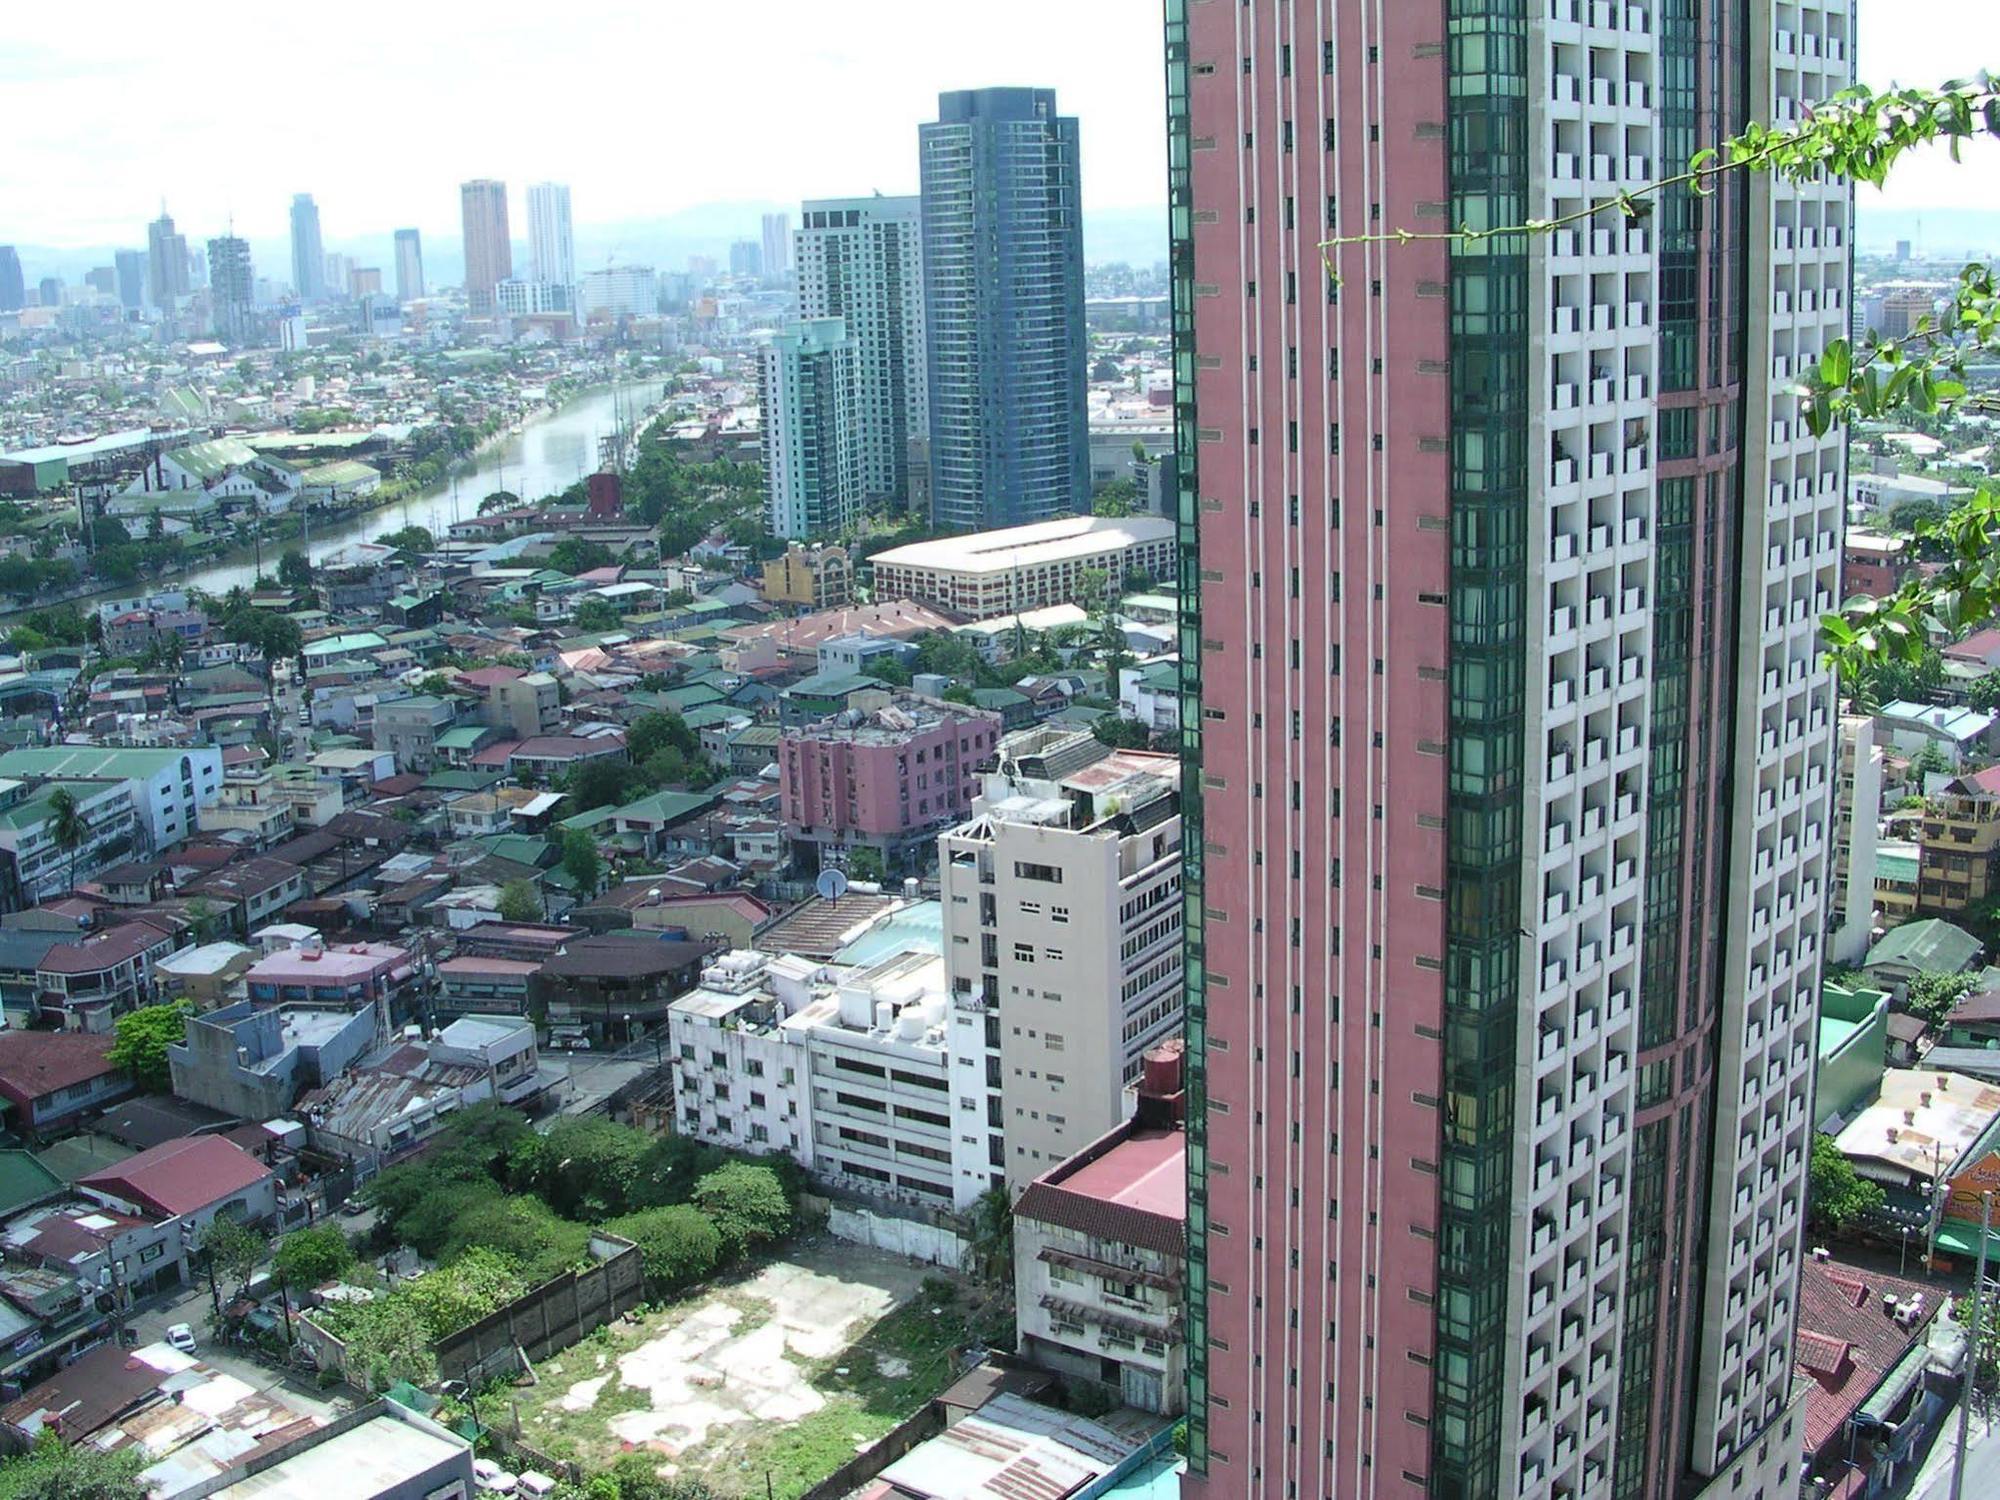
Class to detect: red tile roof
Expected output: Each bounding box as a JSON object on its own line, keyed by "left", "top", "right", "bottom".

{"left": 457, "top": 666, "right": 525, "bottom": 690}
{"left": 0, "top": 1031, "right": 119, "bottom": 1108}
{"left": 78, "top": 1134, "right": 273, "bottom": 1219}
{"left": 470, "top": 740, "right": 521, "bottom": 768}
{"left": 1950, "top": 763, "right": 2000, "bottom": 797}
{"left": 1794, "top": 1255, "right": 1940, "bottom": 1456}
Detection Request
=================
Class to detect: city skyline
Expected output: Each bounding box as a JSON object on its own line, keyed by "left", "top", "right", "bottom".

{"left": 1, "top": 0, "right": 1985, "bottom": 254}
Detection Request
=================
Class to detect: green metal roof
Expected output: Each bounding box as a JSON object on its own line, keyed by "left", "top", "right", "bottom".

{"left": 435, "top": 725, "right": 494, "bottom": 750}
{"left": 0, "top": 1150, "right": 64, "bottom": 1217}
{"left": 1865, "top": 917, "right": 1983, "bottom": 974}
{"left": 470, "top": 833, "right": 556, "bottom": 869}
{"left": 678, "top": 703, "right": 746, "bottom": 730}
{"left": 302, "top": 631, "right": 389, "bottom": 658}
{"left": 0, "top": 746, "right": 211, "bottom": 782}
{"left": 657, "top": 683, "right": 725, "bottom": 712}
{"left": 166, "top": 436, "right": 257, "bottom": 480}
{"left": 558, "top": 804, "right": 619, "bottom": 832}
{"left": 423, "top": 769, "right": 505, "bottom": 792}
{"left": 300, "top": 459, "right": 381, "bottom": 487}
{"left": 613, "top": 788, "right": 718, "bottom": 826}
{"left": 1877, "top": 850, "right": 1920, "bottom": 885}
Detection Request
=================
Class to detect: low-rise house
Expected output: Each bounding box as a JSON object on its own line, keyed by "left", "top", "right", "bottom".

{"left": 150, "top": 940, "right": 258, "bottom": 1008}
{"left": 431, "top": 1015, "right": 542, "bottom": 1107}
{"left": 1861, "top": 918, "right": 1984, "bottom": 1001}
{"left": 1793, "top": 1255, "right": 1947, "bottom": 1490}
{"left": 508, "top": 732, "right": 627, "bottom": 784}
{"left": 157, "top": 1396, "right": 471, "bottom": 1498}
{"left": 242, "top": 940, "right": 415, "bottom": 1011}
{"left": 626, "top": 889, "right": 774, "bottom": 948}
{"left": 1013, "top": 1064, "right": 1187, "bottom": 1414}
{"left": 609, "top": 787, "right": 721, "bottom": 860}
{"left": 0, "top": 1031, "right": 134, "bottom": 1137}
{"left": 1918, "top": 765, "right": 2000, "bottom": 919}
{"left": 77, "top": 1134, "right": 278, "bottom": 1231}
{"left": 434, "top": 955, "right": 539, "bottom": 1021}
{"left": 434, "top": 722, "right": 505, "bottom": 768}
{"left": 33, "top": 919, "right": 178, "bottom": 1030}
{"left": 666, "top": 951, "right": 815, "bottom": 1158}
{"left": 298, "top": 1050, "right": 486, "bottom": 1169}
{"left": 1875, "top": 700, "right": 1998, "bottom": 772}
{"left": 528, "top": 933, "right": 710, "bottom": 1046}
{"left": 168, "top": 1000, "right": 379, "bottom": 1120}
{"left": 198, "top": 768, "right": 295, "bottom": 848}
{"left": 372, "top": 695, "right": 459, "bottom": 775}
{"left": 181, "top": 857, "right": 310, "bottom": 937}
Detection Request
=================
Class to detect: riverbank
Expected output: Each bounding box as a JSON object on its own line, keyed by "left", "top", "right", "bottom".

{"left": 0, "top": 379, "right": 668, "bottom": 620}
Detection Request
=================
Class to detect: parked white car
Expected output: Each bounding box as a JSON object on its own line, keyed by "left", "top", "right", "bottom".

{"left": 164, "top": 1323, "right": 197, "bottom": 1355}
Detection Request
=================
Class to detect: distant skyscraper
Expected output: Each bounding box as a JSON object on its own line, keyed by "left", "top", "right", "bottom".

{"left": 146, "top": 209, "right": 189, "bottom": 311}
{"left": 729, "top": 240, "right": 762, "bottom": 278}
{"left": 759, "top": 317, "right": 859, "bottom": 540}
{"left": 394, "top": 229, "right": 425, "bottom": 302}
{"left": 919, "top": 87, "right": 1087, "bottom": 531}
{"left": 324, "top": 253, "right": 355, "bottom": 300}
{"left": 761, "top": 212, "right": 792, "bottom": 279}
{"left": 113, "top": 250, "right": 146, "bottom": 311}
{"left": 206, "top": 235, "right": 254, "bottom": 345}
{"left": 527, "top": 182, "right": 575, "bottom": 293}
{"left": 1168, "top": 3, "right": 1847, "bottom": 1498}
{"left": 35, "top": 277, "right": 62, "bottom": 309}
{"left": 460, "top": 179, "right": 513, "bottom": 317}
{"left": 349, "top": 267, "right": 382, "bottom": 299}
{"left": 84, "top": 266, "right": 117, "bottom": 298}
{"left": 0, "top": 247, "right": 22, "bottom": 312}
{"left": 289, "top": 194, "right": 325, "bottom": 302}
{"left": 796, "top": 196, "right": 928, "bottom": 507}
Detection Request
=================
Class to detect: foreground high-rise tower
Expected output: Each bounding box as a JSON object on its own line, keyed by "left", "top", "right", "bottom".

{"left": 460, "top": 179, "right": 513, "bottom": 317}
{"left": 1169, "top": 3, "right": 1849, "bottom": 1498}
{"left": 919, "top": 87, "right": 1089, "bottom": 532}
{"left": 289, "top": 194, "right": 325, "bottom": 303}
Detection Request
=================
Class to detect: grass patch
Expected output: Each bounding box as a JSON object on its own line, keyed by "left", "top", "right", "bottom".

{"left": 681, "top": 1286, "right": 982, "bottom": 1499}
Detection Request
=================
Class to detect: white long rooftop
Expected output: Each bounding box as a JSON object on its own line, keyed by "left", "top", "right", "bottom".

{"left": 871, "top": 515, "right": 1173, "bottom": 576}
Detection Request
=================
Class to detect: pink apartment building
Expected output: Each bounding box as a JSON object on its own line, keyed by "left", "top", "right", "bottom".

{"left": 778, "top": 696, "right": 1000, "bottom": 873}
{"left": 1171, "top": 2, "right": 1843, "bottom": 1498}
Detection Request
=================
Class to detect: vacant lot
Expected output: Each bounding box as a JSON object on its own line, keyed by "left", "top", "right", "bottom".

{"left": 515, "top": 1243, "right": 998, "bottom": 1498}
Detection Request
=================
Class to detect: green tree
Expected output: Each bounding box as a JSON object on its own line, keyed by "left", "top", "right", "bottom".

{"left": 1092, "top": 714, "right": 1153, "bottom": 751}
{"left": 508, "top": 1118, "right": 650, "bottom": 1221}
{"left": 1090, "top": 356, "right": 1122, "bottom": 383}
{"left": 1970, "top": 672, "right": 2000, "bottom": 714}
{"left": 1909, "top": 739, "right": 1953, "bottom": 783}
{"left": 106, "top": 1001, "right": 193, "bottom": 1090}
{"left": 602, "top": 1205, "right": 723, "bottom": 1289}
{"left": 689, "top": 1161, "right": 791, "bottom": 1257}
{"left": 377, "top": 524, "right": 434, "bottom": 556}
{"left": 1905, "top": 970, "right": 1977, "bottom": 1028}
{"left": 561, "top": 827, "right": 604, "bottom": 897}
{"left": 201, "top": 1214, "right": 267, "bottom": 1295}
{"left": 0, "top": 1432, "right": 150, "bottom": 1500}
{"left": 1092, "top": 478, "right": 1141, "bottom": 517}
{"left": 628, "top": 1134, "right": 728, "bottom": 1210}
{"left": 45, "top": 786, "right": 87, "bottom": 894}
{"left": 497, "top": 878, "right": 544, "bottom": 923}
{"left": 565, "top": 758, "right": 650, "bottom": 811}
{"left": 399, "top": 1247, "right": 528, "bottom": 1337}
{"left": 341, "top": 1293, "right": 437, "bottom": 1391}
{"left": 276, "top": 549, "right": 314, "bottom": 590}
{"left": 573, "top": 598, "right": 622, "bottom": 633}
{"left": 221, "top": 605, "right": 303, "bottom": 662}
{"left": 968, "top": 1184, "right": 1015, "bottom": 1286}
{"left": 273, "top": 1225, "right": 354, "bottom": 1290}
{"left": 846, "top": 847, "right": 886, "bottom": 885}
{"left": 627, "top": 711, "right": 698, "bottom": 765}
{"left": 549, "top": 538, "right": 615, "bottom": 575}
{"left": 1807, "top": 1133, "right": 1886, "bottom": 1234}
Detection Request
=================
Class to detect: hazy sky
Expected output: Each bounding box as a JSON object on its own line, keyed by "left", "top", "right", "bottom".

{"left": 1, "top": 0, "right": 1991, "bottom": 250}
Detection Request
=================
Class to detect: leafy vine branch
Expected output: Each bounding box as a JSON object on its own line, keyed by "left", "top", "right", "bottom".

{"left": 1317, "top": 73, "right": 2000, "bottom": 674}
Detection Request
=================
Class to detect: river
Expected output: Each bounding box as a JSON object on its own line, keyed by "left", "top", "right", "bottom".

{"left": 101, "top": 380, "right": 666, "bottom": 604}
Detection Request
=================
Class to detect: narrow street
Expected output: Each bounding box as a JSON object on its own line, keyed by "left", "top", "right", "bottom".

{"left": 120, "top": 1278, "right": 352, "bottom": 1429}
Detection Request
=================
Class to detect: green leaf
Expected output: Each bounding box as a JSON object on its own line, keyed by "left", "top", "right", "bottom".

{"left": 1818, "top": 339, "right": 1852, "bottom": 388}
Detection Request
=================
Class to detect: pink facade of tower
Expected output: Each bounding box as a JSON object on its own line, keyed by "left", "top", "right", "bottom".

{"left": 1174, "top": 2, "right": 1451, "bottom": 1494}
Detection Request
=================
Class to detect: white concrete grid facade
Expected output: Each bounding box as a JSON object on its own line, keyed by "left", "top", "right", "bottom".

{"left": 1693, "top": 0, "right": 1851, "bottom": 1477}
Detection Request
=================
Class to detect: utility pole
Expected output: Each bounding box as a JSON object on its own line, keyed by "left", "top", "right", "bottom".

{"left": 1950, "top": 1189, "right": 1994, "bottom": 1500}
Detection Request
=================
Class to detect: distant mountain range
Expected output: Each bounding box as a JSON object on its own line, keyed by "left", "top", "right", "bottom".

{"left": 8, "top": 203, "right": 1171, "bottom": 293}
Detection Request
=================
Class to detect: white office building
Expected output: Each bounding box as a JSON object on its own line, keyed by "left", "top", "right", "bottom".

{"left": 579, "top": 264, "right": 657, "bottom": 320}
{"left": 938, "top": 727, "right": 1183, "bottom": 1198}
{"left": 527, "top": 182, "right": 576, "bottom": 301}
{"left": 759, "top": 317, "right": 859, "bottom": 541}
{"left": 796, "top": 196, "right": 929, "bottom": 507}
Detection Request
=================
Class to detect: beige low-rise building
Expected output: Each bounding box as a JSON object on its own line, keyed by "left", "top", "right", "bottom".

{"left": 870, "top": 515, "right": 1175, "bottom": 621}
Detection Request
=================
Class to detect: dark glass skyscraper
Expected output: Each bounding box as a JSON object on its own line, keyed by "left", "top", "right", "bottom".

{"left": 0, "top": 247, "right": 23, "bottom": 313}
{"left": 918, "top": 87, "right": 1088, "bottom": 532}
{"left": 290, "top": 194, "right": 325, "bottom": 303}
{"left": 114, "top": 250, "right": 146, "bottom": 311}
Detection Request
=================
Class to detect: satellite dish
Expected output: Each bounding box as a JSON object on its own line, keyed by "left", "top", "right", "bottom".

{"left": 816, "top": 868, "right": 849, "bottom": 903}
